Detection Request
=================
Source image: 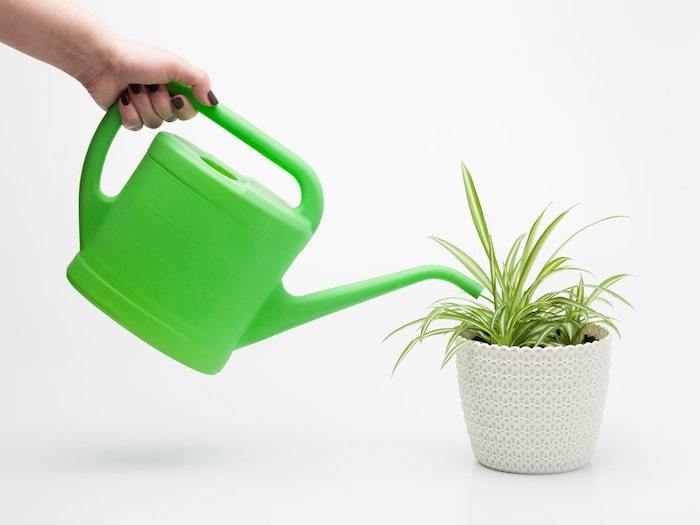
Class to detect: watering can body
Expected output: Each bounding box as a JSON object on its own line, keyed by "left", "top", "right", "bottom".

{"left": 67, "top": 84, "right": 481, "bottom": 374}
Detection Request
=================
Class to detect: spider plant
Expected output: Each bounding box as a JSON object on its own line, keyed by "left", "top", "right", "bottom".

{"left": 387, "top": 163, "right": 631, "bottom": 373}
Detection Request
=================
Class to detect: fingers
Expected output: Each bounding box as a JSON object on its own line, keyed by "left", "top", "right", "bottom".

{"left": 167, "top": 59, "right": 218, "bottom": 106}
{"left": 117, "top": 90, "right": 142, "bottom": 131}
{"left": 112, "top": 49, "right": 217, "bottom": 130}
{"left": 117, "top": 84, "right": 200, "bottom": 131}
{"left": 146, "top": 84, "right": 176, "bottom": 122}
{"left": 170, "top": 94, "right": 197, "bottom": 121}
{"left": 128, "top": 84, "right": 163, "bottom": 129}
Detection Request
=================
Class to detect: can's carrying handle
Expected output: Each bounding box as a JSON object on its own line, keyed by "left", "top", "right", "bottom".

{"left": 78, "top": 82, "right": 324, "bottom": 246}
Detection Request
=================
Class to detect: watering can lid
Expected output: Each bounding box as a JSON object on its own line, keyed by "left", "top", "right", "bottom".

{"left": 147, "top": 132, "right": 312, "bottom": 248}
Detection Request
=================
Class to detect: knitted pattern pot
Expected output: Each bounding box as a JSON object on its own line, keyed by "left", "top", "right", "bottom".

{"left": 455, "top": 325, "right": 611, "bottom": 474}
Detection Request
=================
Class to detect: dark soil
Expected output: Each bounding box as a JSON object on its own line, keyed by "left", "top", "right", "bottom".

{"left": 468, "top": 333, "right": 598, "bottom": 345}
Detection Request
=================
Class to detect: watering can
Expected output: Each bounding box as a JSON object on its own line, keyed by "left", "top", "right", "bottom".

{"left": 67, "top": 83, "right": 482, "bottom": 374}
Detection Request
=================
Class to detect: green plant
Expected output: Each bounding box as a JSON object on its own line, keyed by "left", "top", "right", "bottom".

{"left": 387, "top": 163, "right": 631, "bottom": 373}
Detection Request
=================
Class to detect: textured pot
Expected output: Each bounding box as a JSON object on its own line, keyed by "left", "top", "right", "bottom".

{"left": 455, "top": 325, "right": 611, "bottom": 474}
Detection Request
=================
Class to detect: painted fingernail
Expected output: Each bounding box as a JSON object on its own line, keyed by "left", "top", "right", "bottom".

{"left": 171, "top": 96, "right": 185, "bottom": 110}
{"left": 129, "top": 83, "right": 141, "bottom": 94}
{"left": 120, "top": 90, "right": 130, "bottom": 105}
{"left": 207, "top": 91, "right": 218, "bottom": 105}
{"left": 146, "top": 84, "right": 159, "bottom": 93}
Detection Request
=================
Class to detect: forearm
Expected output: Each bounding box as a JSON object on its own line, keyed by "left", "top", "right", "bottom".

{"left": 0, "top": 0, "right": 115, "bottom": 82}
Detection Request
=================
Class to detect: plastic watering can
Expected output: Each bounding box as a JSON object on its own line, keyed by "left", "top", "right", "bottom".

{"left": 66, "top": 83, "right": 482, "bottom": 374}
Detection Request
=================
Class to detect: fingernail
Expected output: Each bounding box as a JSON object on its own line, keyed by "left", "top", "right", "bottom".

{"left": 207, "top": 91, "right": 218, "bottom": 105}
{"left": 129, "top": 83, "right": 141, "bottom": 94}
{"left": 120, "top": 90, "right": 130, "bottom": 105}
{"left": 171, "top": 96, "right": 184, "bottom": 110}
{"left": 146, "top": 84, "right": 159, "bottom": 93}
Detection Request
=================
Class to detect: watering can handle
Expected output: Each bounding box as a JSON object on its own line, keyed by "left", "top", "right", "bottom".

{"left": 78, "top": 82, "right": 324, "bottom": 246}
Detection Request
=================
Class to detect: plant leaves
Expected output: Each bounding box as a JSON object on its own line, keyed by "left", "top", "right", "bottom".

{"left": 388, "top": 167, "right": 630, "bottom": 372}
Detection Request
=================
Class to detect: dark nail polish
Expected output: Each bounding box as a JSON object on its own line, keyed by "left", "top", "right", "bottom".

{"left": 129, "top": 83, "right": 141, "bottom": 94}
{"left": 120, "top": 90, "right": 130, "bottom": 105}
{"left": 146, "top": 84, "right": 159, "bottom": 93}
{"left": 171, "top": 96, "right": 185, "bottom": 110}
{"left": 207, "top": 91, "right": 219, "bottom": 105}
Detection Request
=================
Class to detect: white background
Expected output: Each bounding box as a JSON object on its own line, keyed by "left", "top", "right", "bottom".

{"left": 1, "top": 0, "right": 699, "bottom": 523}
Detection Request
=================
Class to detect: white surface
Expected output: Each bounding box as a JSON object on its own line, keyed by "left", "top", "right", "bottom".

{"left": 0, "top": 0, "right": 698, "bottom": 523}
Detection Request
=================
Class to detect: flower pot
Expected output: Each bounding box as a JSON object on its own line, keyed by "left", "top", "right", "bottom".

{"left": 455, "top": 325, "right": 611, "bottom": 474}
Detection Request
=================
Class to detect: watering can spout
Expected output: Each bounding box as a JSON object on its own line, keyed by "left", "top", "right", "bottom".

{"left": 238, "top": 266, "right": 482, "bottom": 348}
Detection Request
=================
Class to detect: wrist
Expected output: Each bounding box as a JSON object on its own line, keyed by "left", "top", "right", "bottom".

{"left": 68, "top": 25, "right": 120, "bottom": 86}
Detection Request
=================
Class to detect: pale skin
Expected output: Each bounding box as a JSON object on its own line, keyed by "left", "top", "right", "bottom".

{"left": 0, "top": 0, "right": 216, "bottom": 130}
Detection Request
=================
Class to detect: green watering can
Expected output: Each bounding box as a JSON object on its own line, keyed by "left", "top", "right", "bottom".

{"left": 67, "top": 83, "right": 482, "bottom": 374}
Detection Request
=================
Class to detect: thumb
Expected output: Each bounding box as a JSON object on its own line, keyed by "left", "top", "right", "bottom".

{"left": 166, "top": 59, "right": 216, "bottom": 106}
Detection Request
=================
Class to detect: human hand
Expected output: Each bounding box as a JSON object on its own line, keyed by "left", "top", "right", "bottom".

{"left": 81, "top": 37, "right": 217, "bottom": 131}
{"left": 0, "top": 0, "right": 218, "bottom": 131}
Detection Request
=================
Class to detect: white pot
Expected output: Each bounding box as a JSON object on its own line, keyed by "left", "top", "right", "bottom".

{"left": 455, "top": 325, "right": 612, "bottom": 474}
